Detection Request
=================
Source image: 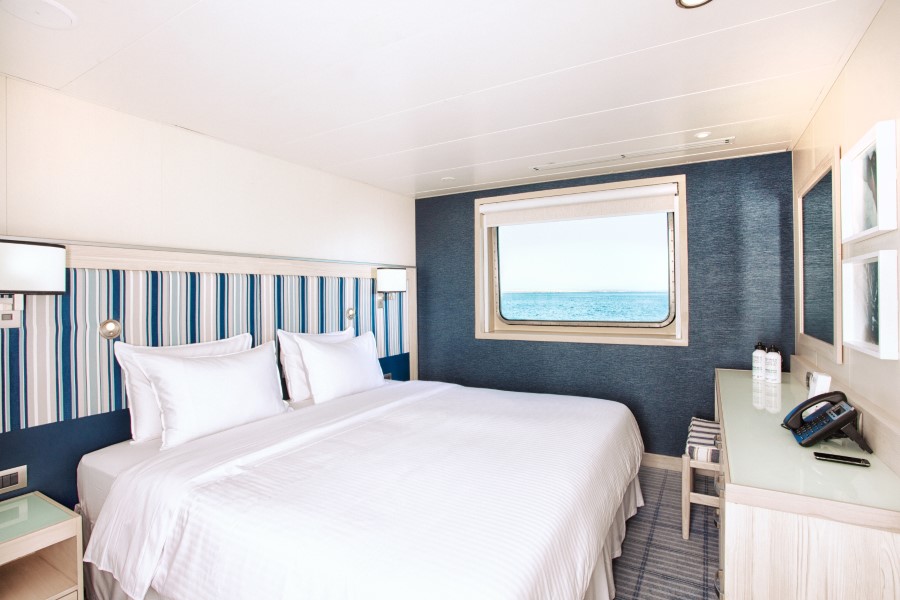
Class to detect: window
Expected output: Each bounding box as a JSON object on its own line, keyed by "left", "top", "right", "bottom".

{"left": 474, "top": 175, "right": 688, "bottom": 345}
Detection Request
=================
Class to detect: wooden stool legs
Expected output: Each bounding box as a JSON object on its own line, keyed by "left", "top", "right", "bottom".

{"left": 681, "top": 455, "right": 721, "bottom": 540}
{"left": 681, "top": 454, "right": 692, "bottom": 539}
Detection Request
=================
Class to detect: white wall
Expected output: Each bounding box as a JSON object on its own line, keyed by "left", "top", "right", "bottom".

{"left": 0, "top": 76, "right": 6, "bottom": 236}
{"left": 0, "top": 77, "right": 415, "bottom": 266}
{"left": 793, "top": 0, "right": 900, "bottom": 426}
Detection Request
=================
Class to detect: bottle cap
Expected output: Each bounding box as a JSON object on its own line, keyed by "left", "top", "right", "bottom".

{"left": 768, "top": 345, "right": 781, "bottom": 354}
{"left": 755, "top": 342, "right": 766, "bottom": 350}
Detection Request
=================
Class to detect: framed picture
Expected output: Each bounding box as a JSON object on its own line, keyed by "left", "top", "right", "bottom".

{"left": 842, "top": 250, "right": 898, "bottom": 360}
{"left": 841, "top": 120, "right": 897, "bottom": 243}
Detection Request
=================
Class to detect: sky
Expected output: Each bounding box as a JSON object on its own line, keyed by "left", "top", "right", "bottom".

{"left": 497, "top": 213, "right": 670, "bottom": 293}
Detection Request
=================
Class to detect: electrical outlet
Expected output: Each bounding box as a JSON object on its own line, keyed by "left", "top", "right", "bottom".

{"left": 0, "top": 466, "right": 27, "bottom": 494}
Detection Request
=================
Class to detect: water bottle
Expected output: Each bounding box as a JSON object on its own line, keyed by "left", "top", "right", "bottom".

{"left": 765, "top": 345, "right": 782, "bottom": 383}
{"left": 752, "top": 342, "right": 767, "bottom": 380}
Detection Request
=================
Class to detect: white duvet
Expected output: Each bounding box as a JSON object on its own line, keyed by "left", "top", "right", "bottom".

{"left": 85, "top": 381, "right": 643, "bottom": 600}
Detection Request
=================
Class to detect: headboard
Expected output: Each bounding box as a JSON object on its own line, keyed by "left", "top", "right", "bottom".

{"left": 0, "top": 243, "right": 415, "bottom": 506}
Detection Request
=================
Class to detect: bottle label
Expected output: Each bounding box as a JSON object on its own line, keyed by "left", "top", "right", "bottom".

{"left": 765, "top": 354, "right": 781, "bottom": 383}
{"left": 752, "top": 354, "right": 765, "bottom": 380}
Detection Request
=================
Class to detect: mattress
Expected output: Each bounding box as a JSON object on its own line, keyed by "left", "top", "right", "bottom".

{"left": 77, "top": 439, "right": 162, "bottom": 527}
{"left": 82, "top": 380, "right": 644, "bottom": 600}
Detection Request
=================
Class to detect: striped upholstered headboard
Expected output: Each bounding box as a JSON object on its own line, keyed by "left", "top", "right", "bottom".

{"left": 0, "top": 267, "right": 406, "bottom": 433}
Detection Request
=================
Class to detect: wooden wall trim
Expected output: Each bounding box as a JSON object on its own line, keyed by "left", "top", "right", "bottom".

{"left": 67, "top": 244, "right": 378, "bottom": 278}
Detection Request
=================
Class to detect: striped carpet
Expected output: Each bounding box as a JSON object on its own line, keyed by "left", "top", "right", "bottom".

{"left": 612, "top": 466, "right": 719, "bottom": 599}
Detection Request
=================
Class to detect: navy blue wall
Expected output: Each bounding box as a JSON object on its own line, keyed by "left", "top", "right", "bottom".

{"left": 415, "top": 153, "right": 794, "bottom": 456}
{"left": 0, "top": 410, "right": 131, "bottom": 508}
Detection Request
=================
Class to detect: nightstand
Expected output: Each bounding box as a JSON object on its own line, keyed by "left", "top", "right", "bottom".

{"left": 0, "top": 492, "right": 83, "bottom": 600}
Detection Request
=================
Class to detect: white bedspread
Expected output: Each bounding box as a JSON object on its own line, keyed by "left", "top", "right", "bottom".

{"left": 85, "top": 380, "right": 643, "bottom": 600}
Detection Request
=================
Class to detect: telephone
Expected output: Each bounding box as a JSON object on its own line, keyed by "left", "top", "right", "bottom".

{"left": 781, "top": 392, "right": 873, "bottom": 453}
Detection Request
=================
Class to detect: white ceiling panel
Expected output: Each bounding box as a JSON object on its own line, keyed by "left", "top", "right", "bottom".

{"left": 321, "top": 70, "right": 826, "bottom": 186}
{"left": 60, "top": 0, "right": 487, "bottom": 121}
{"left": 0, "top": 0, "right": 884, "bottom": 197}
{"left": 264, "top": 0, "right": 832, "bottom": 142}
{"left": 0, "top": 0, "right": 198, "bottom": 88}
{"left": 366, "top": 115, "right": 801, "bottom": 196}
{"left": 62, "top": 0, "right": 826, "bottom": 140}
{"left": 278, "top": 3, "right": 863, "bottom": 170}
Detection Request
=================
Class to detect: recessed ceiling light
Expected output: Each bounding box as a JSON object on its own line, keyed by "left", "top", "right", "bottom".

{"left": 0, "top": 0, "right": 77, "bottom": 29}
{"left": 676, "top": 0, "right": 713, "bottom": 8}
{"left": 440, "top": 176, "right": 456, "bottom": 182}
{"left": 694, "top": 131, "right": 712, "bottom": 139}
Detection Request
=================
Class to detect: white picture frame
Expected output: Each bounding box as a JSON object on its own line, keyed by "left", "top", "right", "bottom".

{"left": 840, "top": 120, "right": 897, "bottom": 243}
{"left": 842, "top": 250, "right": 898, "bottom": 360}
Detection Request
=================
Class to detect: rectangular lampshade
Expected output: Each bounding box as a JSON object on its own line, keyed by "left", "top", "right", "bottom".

{"left": 376, "top": 268, "right": 407, "bottom": 293}
{"left": 0, "top": 240, "right": 67, "bottom": 294}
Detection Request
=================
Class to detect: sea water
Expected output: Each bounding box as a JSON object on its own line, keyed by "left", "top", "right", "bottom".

{"left": 500, "top": 291, "right": 669, "bottom": 322}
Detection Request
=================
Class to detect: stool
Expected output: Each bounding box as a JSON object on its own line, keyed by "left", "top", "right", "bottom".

{"left": 682, "top": 417, "right": 722, "bottom": 540}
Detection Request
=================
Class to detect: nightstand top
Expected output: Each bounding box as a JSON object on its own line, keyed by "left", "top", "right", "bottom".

{"left": 0, "top": 492, "right": 73, "bottom": 544}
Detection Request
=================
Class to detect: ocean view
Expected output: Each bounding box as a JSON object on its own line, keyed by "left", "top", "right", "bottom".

{"left": 500, "top": 291, "right": 670, "bottom": 322}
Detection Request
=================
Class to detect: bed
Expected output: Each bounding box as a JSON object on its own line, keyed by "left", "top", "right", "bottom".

{"left": 79, "top": 379, "right": 644, "bottom": 600}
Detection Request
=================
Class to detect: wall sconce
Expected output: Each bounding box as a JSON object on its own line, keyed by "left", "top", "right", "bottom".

{"left": 376, "top": 268, "right": 407, "bottom": 307}
{"left": 0, "top": 240, "right": 67, "bottom": 328}
{"left": 99, "top": 319, "right": 122, "bottom": 340}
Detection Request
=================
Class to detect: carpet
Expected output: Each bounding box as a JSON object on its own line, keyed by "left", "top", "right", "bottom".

{"left": 611, "top": 466, "right": 719, "bottom": 599}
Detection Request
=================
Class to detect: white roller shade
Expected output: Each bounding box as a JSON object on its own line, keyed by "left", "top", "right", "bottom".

{"left": 479, "top": 182, "right": 678, "bottom": 228}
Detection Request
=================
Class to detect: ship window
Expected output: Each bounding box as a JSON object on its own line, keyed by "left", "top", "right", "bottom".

{"left": 474, "top": 176, "right": 689, "bottom": 345}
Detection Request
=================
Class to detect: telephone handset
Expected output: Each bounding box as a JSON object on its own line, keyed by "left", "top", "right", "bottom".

{"left": 781, "top": 391, "right": 873, "bottom": 453}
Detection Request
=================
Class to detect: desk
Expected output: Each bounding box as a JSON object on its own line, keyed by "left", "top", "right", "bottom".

{"left": 716, "top": 369, "right": 900, "bottom": 599}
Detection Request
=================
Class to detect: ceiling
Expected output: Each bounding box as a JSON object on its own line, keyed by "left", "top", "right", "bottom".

{"left": 0, "top": 0, "right": 884, "bottom": 198}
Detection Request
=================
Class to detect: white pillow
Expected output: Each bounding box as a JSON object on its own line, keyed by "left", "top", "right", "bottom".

{"left": 115, "top": 333, "right": 252, "bottom": 442}
{"left": 277, "top": 327, "right": 354, "bottom": 401}
{"left": 293, "top": 332, "right": 384, "bottom": 404}
{"left": 133, "top": 341, "right": 286, "bottom": 449}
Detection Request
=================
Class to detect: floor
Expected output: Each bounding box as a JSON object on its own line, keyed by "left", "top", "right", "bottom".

{"left": 611, "top": 466, "right": 719, "bottom": 600}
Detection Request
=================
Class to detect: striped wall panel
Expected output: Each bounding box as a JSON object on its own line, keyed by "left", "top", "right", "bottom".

{"left": 379, "top": 292, "right": 406, "bottom": 359}
{"left": 0, "top": 268, "right": 406, "bottom": 433}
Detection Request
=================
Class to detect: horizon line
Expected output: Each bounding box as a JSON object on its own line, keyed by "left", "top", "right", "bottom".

{"left": 502, "top": 289, "right": 668, "bottom": 294}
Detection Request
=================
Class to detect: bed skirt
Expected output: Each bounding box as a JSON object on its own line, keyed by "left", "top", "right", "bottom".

{"left": 78, "top": 473, "right": 643, "bottom": 600}
{"left": 584, "top": 473, "right": 644, "bottom": 600}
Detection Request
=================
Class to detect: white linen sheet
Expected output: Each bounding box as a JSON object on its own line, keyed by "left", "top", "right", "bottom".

{"left": 77, "top": 439, "right": 162, "bottom": 528}
{"left": 85, "top": 381, "right": 644, "bottom": 600}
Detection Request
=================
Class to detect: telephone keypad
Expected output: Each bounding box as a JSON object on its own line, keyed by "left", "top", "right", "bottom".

{"left": 793, "top": 404, "right": 844, "bottom": 445}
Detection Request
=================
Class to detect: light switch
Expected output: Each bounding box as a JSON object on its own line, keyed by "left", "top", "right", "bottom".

{"left": 0, "top": 466, "right": 27, "bottom": 494}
